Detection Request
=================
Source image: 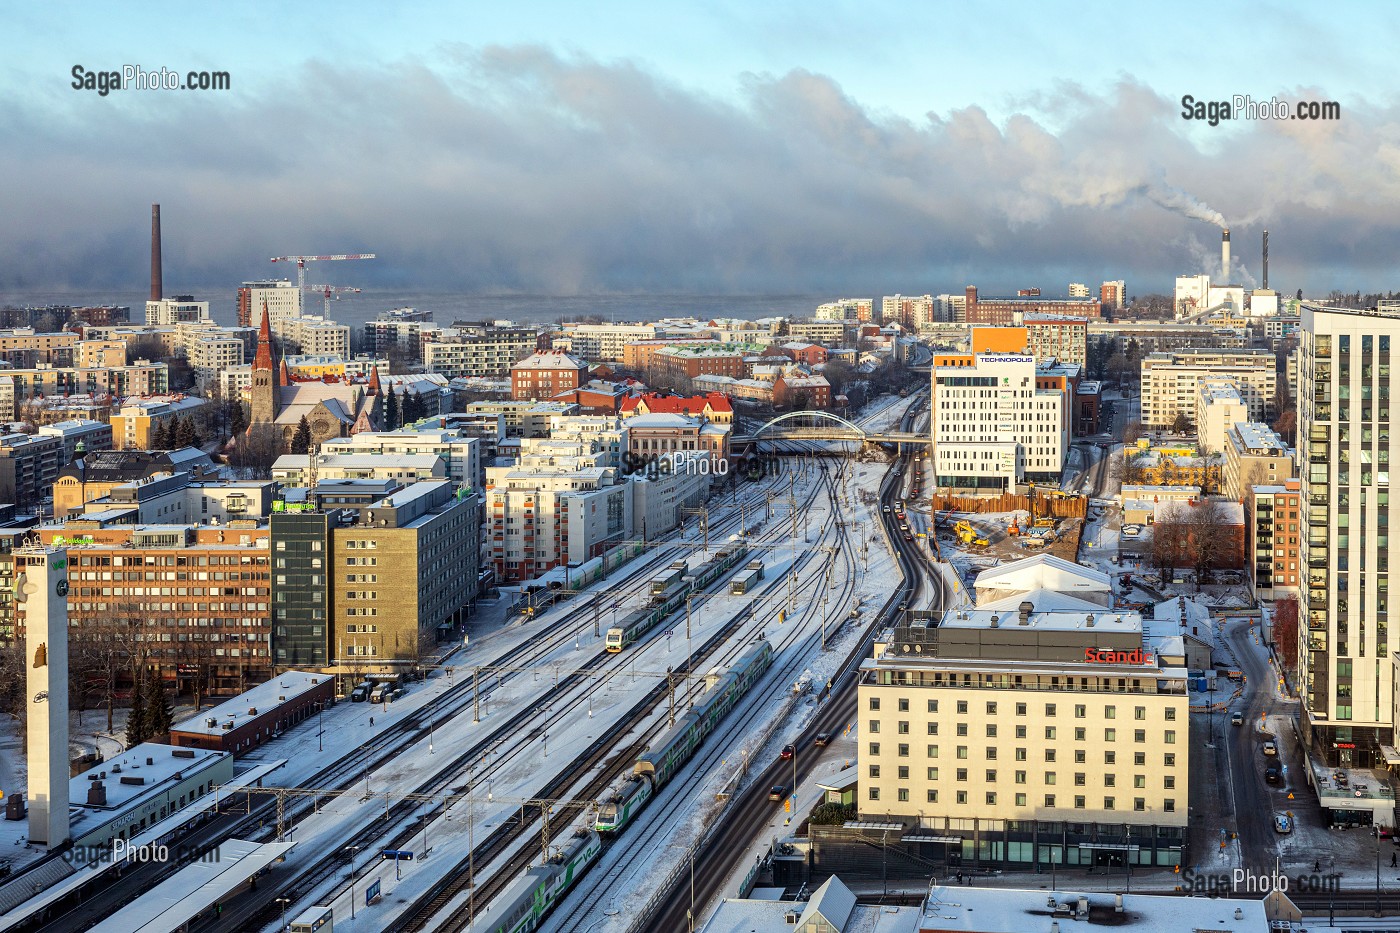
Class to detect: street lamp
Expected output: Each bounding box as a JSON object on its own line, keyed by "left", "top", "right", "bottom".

{"left": 317, "top": 701, "right": 324, "bottom": 753}
{"left": 276, "top": 896, "right": 291, "bottom": 931}
{"left": 345, "top": 844, "right": 363, "bottom": 920}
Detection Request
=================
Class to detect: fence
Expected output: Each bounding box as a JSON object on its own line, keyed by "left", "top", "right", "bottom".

{"left": 930, "top": 493, "right": 1086, "bottom": 518}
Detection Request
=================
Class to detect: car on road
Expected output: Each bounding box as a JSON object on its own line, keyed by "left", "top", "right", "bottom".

{"left": 1274, "top": 814, "right": 1293, "bottom": 834}
{"left": 814, "top": 732, "right": 832, "bottom": 747}
{"left": 1231, "top": 711, "right": 1244, "bottom": 726}
{"left": 1263, "top": 741, "right": 1278, "bottom": 756}
{"left": 780, "top": 743, "right": 796, "bottom": 760}
{"left": 882, "top": 505, "right": 891, "bottom": 512}
{"left": 768, "top": 784, "right": 787, "bottom": 801}
{"left": 1264, "top": 764, "right": 1282, "bottom": 784}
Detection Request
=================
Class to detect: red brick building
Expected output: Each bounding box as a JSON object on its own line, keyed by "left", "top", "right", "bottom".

{"left": 511, "top": 350, "right": 589, "bottom": 400}
{"left": 773, "top": 373, "right": 832, "bottom": 409}
{"left": 964, "top": 285, "right": 1102, "bottom": 325}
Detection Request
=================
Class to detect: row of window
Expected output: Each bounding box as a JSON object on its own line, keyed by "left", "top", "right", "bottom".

{"left": 875, "top": 764, "right": 1176, "bottom": 789}
{"left": 870, "top": 721, "right": 1176, "bottom": 743}
{"left": 868, "top": 786, "right": 1176, "bottom": 811}
{"left": 869, "top": 698, "right": 1177, "bottom": 720}
{"left": 869, "top": 743, "right": 1179, "bottom": 765}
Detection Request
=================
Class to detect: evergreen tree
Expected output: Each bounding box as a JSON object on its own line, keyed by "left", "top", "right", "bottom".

{"left": 290, "top": 416, "right": 312, "bottom": 456}
{"left": 149, "top": 419, "right": 168, "bottom": 450}
{"left": 174, "top": 415, "right": 198, "bottom": 449}
{"left": 125, "top": 674, "right": 147, "bottom": 748}
{"left": 384, "top": 389, "right": 400, "bottom": 431}
{"left": 229, "top": 401, "right": 250, "bottom": 436}
{"left": 402, "top": 390, "right": 426, "bottom": 425}
{"left": 146, "top": 675, "right": 173, "bottom": 738}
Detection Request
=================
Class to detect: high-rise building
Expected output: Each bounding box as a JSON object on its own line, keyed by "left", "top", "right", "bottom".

{"left": 1068, "top": 283, "right": 1090, "bottom": 298}
{"left": 1100, "top": 280, "right": 1126, "bottom": 309}
{"left": 1139, "top": 349, "right": 1276, "bottom": 429}
{"left": 145, "top": 296, "right": 209, "bottom": 327}
{"left": 237, "top": 280, "right": 300, "bottom": 329}
{"left": 1297, "top": 305, "right": 1400, "bottom": 766}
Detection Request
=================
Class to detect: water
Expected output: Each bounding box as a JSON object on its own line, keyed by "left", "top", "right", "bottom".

{"left": 0, "top": 287, "right": 831, "bottom": 330}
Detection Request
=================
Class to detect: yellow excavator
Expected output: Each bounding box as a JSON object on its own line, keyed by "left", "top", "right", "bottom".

{"left": 953, "top": 519, "right": 989, "bottom": 548}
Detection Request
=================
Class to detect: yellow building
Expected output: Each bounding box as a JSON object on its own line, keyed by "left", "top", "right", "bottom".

{"left": 109, "top": 395, "right": 207, "bottom": 450}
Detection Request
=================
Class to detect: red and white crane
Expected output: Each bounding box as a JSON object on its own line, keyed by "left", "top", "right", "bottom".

{"left": 304, "top": 284, "right": 362, "bottom": 316}
{"left": 269, "top": 253, "right": 376, "bottom": 292}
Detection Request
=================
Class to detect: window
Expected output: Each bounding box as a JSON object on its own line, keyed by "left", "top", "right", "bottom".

{"left": 957, "top": 768, "right": 968, "bottom": 781}
{"left": 1104, "top": 751, "right": 1116, "bottom": 765}
{"left": 898, "top": 744, "right": 909, "bottom": 757}
{"left": 898, "top": 721, "right": 910, "bottom": 735}
{"left": 1134, "top": 706, "right": 1146, "bottom": 721}
{"left": 986, "top": 724, "right": 997, "bottom": 737}
{"left": 869, "top": 787, "right": 880, "bottom": 801}
{"left": 927, "top": 744, "right": 939, "bottom": 758}
{"left": 1016, "top": 702, "right": 1027, "bottom": 715}
{"left": 957, "top": 746, "right": 968, "bottom": 759}
{"left": 1074, "top": 704, "right": 1086, "bottom": 719}
{"left": 1015, "top": 793, "right": 1027, "bottom": 807}
{"left": 986, "top": 748, "right": 997, "bottom": 760}
{"left": 1074, "top": 750, "right": 1086, "bottom": 763}
{"left": 1134, "top": 752, "right": 1146, "bottom": 766}
{"left": 869, "top": 765, "right": 881, "bottom": 778}
{"left": 1044, "top": 795, "right": 1056, "bottom": 808}
{"left": 1103, "top": 797, "right": 1115, "bottom": 810}
{"left": 927, "top": 722, "right": 939, "bottom": 735}
{"left": 898, "top": 697, "right": 909, "bottom": 712}
{"left": 1104, "top": 705, "right": 1116, "bottom": 720}
{"left": 1165, "top": 708, "right": 1176, "bottom": 721}
{"left": 957, "top": 723, "right": 968, "bottom": 736}
{"left": 986, "top": 702, "right": 997, "bottom": 715}
{"left": 1016, "top": 725, "right": 1027, "bottom": 738}
{"left": 1074, "top": 796, "right": 1086, "bottom": 809}
{"left": 986, "top": 792, "right": 997, "bottom": 806}
{"left": 1015, "top": 748, "right": 1027, "bottom": 761}
{"left": 956, "top": 791, "right": 968, "bottom": 804}
{"left": 1164, "top": 799, "right": 1176, "bottom": 812}
{"left": 1164, "top": 730, "right": 1177, "bottom": 744}
{"left": 957, "top": 700, "right": 968, "bottom": 714}
{"left": 927, "top": 767, "right": 939, "bottom": 780}
{"left": 1164, "top": 753, "right": 1176, "bottom": 767}
{"left": 1104, "top": 774, "right": 1116, "bottom": 787}
{"left": 927, "top": 699, "right": 939, "bottom": 713}
{"left": 869, "top": 742, "right": 880, "bottom": 755}
{"left": 869, "top": 720, "right": 880, "bottom": 733}
{"left": 1074, "top": 728, "right": 1086, "bottom": 741}
{"left": 1044, "top": 773, "right": 1057, "bottom": 786}
{"left": 1045, "top": 749, "right": 1056, "bottom": 762}
{"left": 898, "top": 788, "right": 910, "bottom": 802}
{"left": 869, "top": 697, "right": 881, "bottom": 711}
{"left": 1104, "top": 729, "right": 1116, "bottom": 742}
{"left": 1045, "top": 704, "right": 1056, "bottom": 716}
{"left": 927, "top": 789, "right": 939, "bottom": 803}
{"left": 1074, "top": 773, "right": 1086, "bottom": 786}
{"left": 1134, "top": 729, "right": 1146, "bottom": 743}
{"left": 1045, "top": 727, "right": 1057, "bottom": 740}
{"left": 1164, "top": 776, "right": 1175, "bottom": 789}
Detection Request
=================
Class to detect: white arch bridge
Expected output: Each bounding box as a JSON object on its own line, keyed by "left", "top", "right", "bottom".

{"left": 732, "top": 410, "right": 926, "bottom": 449}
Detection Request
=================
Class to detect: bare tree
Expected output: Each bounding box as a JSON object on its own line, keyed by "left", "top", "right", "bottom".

{"left": 228, "top": 422, "right": 283, "bottom": 478}
{"left": 1151, "top": 503, "right": 1190, "bottom": 587}
{"left": 1182, "top": 497, "right": 1237, "bottom": 589}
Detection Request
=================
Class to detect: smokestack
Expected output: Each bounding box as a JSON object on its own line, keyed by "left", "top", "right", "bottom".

{"left": 1221, "top": 228, "right": 1230, "bottom": 283}
{"left": 1262, "top": 229, "right": 1269, "bottom": 289}
{"left": 150, "top": 204, "right": 163, "bottom": 301}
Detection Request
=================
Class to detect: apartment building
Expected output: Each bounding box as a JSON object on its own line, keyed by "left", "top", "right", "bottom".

{"left": 1223, "top": 422, "right": 1295, "bottom": 500}
{"left": 110, "top": 395, "right": 208, "bottom": 450}
{"left": 1139, "top": 349, "right": 1276, "bottom": 429}
{"left": 236, "top": 279, "right": 300, "bottom": 328}
{"left": 1023, "top": 315, "right": 1089, "bottom": 367}
{"left": 1246, "top": 478, "right": 1302, "bottom": 601}
{"left": 859, "top": 604, "right": 1188, "bottom": 868}
{"left": 1194, "top": 381, "right": 1248, "bottom": 453}
{"left": 881, "top": 295, "right": 935, "bottom": 330}
{"left": 814, "top": 298, "right": 873, "bottom": 322}
{"left": 272, "top": 453, "right": 446, "bottom": 485}
{"left": 144, "top": 295, "right": 210, "bottom": 326}
{"left": 186, "top": 334, "right": 247, "bottom": 388}
{"left": 35, "top": 419, "right": 113, "bottom": 463}
{"left": 0, "top": 431, "right": 65, "bottom": 509}
{"left": 487, "top": 466, "right": 630, "bottom": 582}
{"left": 964, "top": 286, "right": 1101, "bottom": 326}
{"left": 0, "top": 361, "right": 170, "bottom": 419}
{"left": 566, "top": 324, "right": 662, "bottom": 362}
{"left": 320, "top": 430, "right": 483, "bottom": 491}
{"left": 287, "top": 316, "right": 351, "bottom": 358}
{"left": 1101, "top": 280, "right": 1127, "bottom": 310}
{"left": 930, "top": 354, "right": 1068, "bottom": 492}
{"left": 421, "top": 324, "right": 537, "bottom": 377}
{"left": 510, "top": 350, "right": 590, "bottom": 401}
{"left": 1297, "top": 305, "right": 1400, "bottom": 767}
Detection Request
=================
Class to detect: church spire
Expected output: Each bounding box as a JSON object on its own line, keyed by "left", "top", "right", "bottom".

{"left": 253, "top": 300, "right": 275, "bottom": 371}
{"left": 367, "top": 364, "right": 382, "bottom": 396}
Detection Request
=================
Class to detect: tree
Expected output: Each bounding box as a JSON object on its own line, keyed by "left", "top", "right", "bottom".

{"left": 228, "top": 422, "right": 283, "bottom": 478}
{"left": 402, "top": 389, "right": 427, "bottom": 425}
{"left": 290, "top": 416, "right": 312, "bottom": 456}
{"left": 384, "top": 389, "right": 401, "bottom": 431}
{"left": 1182, "top": 497, "right": 1235, "bottom": 590}
{"left": 145, "top": 674, "right": 173, "bottom": 740}
{"left": 149, "top": 418, "right": 169, "bottom": 450}
{"left": 1151, "top": 503, "right": 1190, "bottom": 587}
{"left": 125, "top": 674, "right": 148, "bottom": 748}
{"left": 174, "top": 415, "right": 198, "bottom": 449}
{"left": 229, "top": 401, "right": 250, "bottom": 438}
{"left": 1170, "top": 411, "right": 1192, "bottom": 435}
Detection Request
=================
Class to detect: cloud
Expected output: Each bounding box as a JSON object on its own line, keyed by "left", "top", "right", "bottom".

{"left": 1, "top": 51, "right": 1398, "bottom": 298}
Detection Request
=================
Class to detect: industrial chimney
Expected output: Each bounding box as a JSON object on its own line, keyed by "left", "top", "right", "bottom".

{"left": 1262, "top": 229, "right": 1269, "bottom": 289}
{"left": 1221, "top": 228, "right": 1230, "bottom": 282}
{"left": 150, "top": 204, "right": 163, "bottom": 301}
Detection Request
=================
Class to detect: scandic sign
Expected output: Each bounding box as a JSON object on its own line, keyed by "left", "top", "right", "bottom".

{"left": 1084, "top": 647, "right": 1156, "bottom": 666}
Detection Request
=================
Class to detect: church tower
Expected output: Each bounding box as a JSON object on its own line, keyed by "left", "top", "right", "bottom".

{"left": 250, "top": 301, "right": 279, "bottom": 425}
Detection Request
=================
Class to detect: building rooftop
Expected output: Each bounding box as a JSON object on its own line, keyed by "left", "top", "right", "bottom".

{"left": 70, "top": 742, "right": 227, "bottom": 815}
{"left": 917, "top": 884, "right": 1270, "bottom": 933}
{"left": 170, "top": 671, "right": 330, "bottom": 738}
{"left": 937, "top": 606, "right": 1143, "bottom": 636}
{"left": 511, "top": 350, "right": 587, "bottom": 371}
{"left": 1229, "top": 421, "right": 1289, "bottom": 454}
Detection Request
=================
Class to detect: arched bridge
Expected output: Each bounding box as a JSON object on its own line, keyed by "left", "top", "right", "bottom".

{"left": 733, "top": 410, "right": 926, "bottom": 446}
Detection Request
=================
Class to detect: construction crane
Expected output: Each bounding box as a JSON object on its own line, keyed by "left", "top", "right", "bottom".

{"left": 304, "top": 284, "right": 362, "bottom": 316}
{"left": 269, "top": 253, "right": 376, "bottom": 291}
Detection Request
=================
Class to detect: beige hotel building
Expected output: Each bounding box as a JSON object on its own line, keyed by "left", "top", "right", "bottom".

{"left": 857, "top": 602, "right": 1190, "bottom": 871}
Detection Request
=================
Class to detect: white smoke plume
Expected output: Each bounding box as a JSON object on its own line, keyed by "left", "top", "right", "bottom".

{"left": 1139, "top": 183, "right": 1228, "bottom": 228}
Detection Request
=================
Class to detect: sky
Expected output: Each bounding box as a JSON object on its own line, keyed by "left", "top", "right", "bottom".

{"left": 3, "top": 0, "right": 1399, "bottom": 299}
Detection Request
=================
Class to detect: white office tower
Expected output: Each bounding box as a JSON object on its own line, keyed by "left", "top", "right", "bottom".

{"left": 20, "top": 546, "right": 70, "bottom": 847}
{"left": 1298, "top": 305, "right": 1400, "bottom": 768}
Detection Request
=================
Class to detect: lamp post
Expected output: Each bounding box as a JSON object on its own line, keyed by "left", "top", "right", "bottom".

{"left": 345, "top": 844, "right": 363, "bottom": 920}
{"left": 317, "top": 701, "right": 324, "bottom": 753}
{"left": 276, "top": 896, "right": 291, "bottom": 931}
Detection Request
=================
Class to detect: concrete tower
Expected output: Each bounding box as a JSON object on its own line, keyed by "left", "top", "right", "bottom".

{"left": 1221, "top": 228, "right": 1231, "bottom": 282}
{"left": 150, "top": 204, "right": 163, "bottom": 301}
{"left": 19, "top": 546, "right": 70, "bottom": 847}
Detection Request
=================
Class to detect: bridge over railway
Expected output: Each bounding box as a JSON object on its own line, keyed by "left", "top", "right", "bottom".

{"left": 731, "top": 410, "right": 926, "bottom": 450}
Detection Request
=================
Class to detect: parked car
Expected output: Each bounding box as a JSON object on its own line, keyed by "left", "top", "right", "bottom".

{"left": 780, "top": 743, "right": 796, "bottom": 760}
{"left": 1274, "top": 814, "right": 1293, "bottom": 834}
{"left": 1263, "top": 741, "right": 1278, "bottom": 756}
{"left": 1264, "top": 765, "right": 1282, "bottom": 785}
{"left": 768, "top": 784, "right": 787, "bottom": 801}
{"left": 1231, "top": 711, "right": 1244, "bottom": 726}
{"left": 814, "top": 732, "right": 832, "bottom": 747}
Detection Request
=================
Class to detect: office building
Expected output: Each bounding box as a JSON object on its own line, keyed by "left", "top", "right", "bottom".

{"left": 0, "top": 431, "right": 65, "bottom": 509}
{"left": 1140, "top": 349, "right": 1276, "bottom": 429}
{"left": 319, "top": 430, "right": 483, "bottom": 491}
{"left": 1297, "top": 305, "right": 1400, "bottom": 766}
{"left": 858, "top": 601, "right": 1188, "bottom": 867}
{"left": 964, "top": 287, "right": 1100, "bottom": 326}
{"left": 930, "top": 353, "right": 1068, "bottom": 491}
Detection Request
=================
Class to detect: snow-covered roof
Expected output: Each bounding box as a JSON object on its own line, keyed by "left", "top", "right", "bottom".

{"left": 918, "top": 884, "right": 1268, "bottom": 932}
{"left": 797, "top": 876, "right": 857, "bottom": 930}
{"left": 170, "top": 671, "right": 330, "bottom": 737}
{"left": 974, "top": 554, "right": 1112, "bottom": 607}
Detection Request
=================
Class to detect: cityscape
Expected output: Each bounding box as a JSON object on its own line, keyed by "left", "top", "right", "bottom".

{"left": 1, "top": 4, "right": 1397, "bottom": 933}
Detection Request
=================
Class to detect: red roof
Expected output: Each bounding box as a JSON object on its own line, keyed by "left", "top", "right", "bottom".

{"left": 621, "top": 392, "right": 732, "bottom": 415}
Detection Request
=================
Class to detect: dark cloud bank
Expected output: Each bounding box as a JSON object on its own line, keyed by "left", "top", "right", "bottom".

{"left": 1, "top": 47, "right": 1395, "bottom": 298}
